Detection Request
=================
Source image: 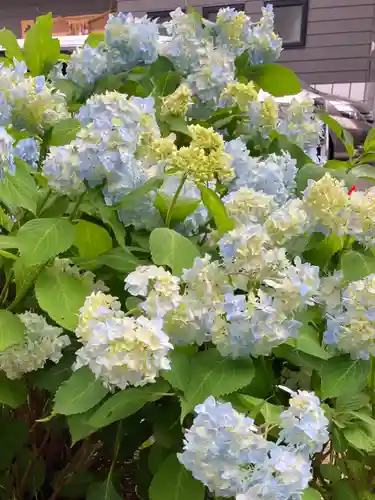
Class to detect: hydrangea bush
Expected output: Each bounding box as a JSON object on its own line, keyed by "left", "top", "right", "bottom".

{"left": 0, "top": 7, "right": 374, "bottom": 500}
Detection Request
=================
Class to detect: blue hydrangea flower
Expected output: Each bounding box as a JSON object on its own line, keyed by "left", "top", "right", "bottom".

{"left": 178, "top": 396, "right": 271, "bottom": 496}
{"left": 0, "top": 127, "right": 15, "bottom": 179}
{"left": 246, "top": 5, "right": 282, "bottom": 65}
{"left": 105, "top": 13, "right": 158, "bottom": 72}
{"left": 14, "top": 138, "right": 39, "bottom": 169}
{"left": 67, "top": 43, "right": 108, "bottom": 88}
{"left": 278, "top": 387, "right": 329, "bottom": 455}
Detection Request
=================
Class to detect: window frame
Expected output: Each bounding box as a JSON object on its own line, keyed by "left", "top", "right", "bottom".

{"left": 202, "top": 4, "right": 245, "bottom": 22}
{"left": 147, "top": 9, "right": 185, "bottom": 24}
{"left": 266, "top": 0, "right": 309, "bottom": 49}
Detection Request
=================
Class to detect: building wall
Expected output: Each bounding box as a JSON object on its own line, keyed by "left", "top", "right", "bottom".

{"left": 1, "top": 0, "right": 115, "bottom": 37}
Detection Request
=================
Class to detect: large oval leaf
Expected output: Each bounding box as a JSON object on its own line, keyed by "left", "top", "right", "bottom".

{"left": 0, "top": 158, "right": 38, "bottom": 214}
{"left": 320, "top": 356, "right": 370, "bottom": 399}
{"left": 35, "top": 265, "right": 91, "bottom": 330}
{"left": 54, "top": 368, "right": 109, "bottom": 416}
{"left": 0, "top": 310, "right": 25, "bottom": 351}
{"left": 74, "top": 220, "right": 112, "bottom": 259}
{"left": 150, "top": 228, "right": 200, "bottom": 276}
{"left": 149, "top": 454, "right": 204, "bottom": 500}
{"left": 17, "top": 217, "right": 75, "bottom": 266}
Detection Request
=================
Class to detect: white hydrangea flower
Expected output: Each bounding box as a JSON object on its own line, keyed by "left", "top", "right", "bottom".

{"left": 75, "top": 291, "right": 123, "bottom": 342}
{"left": 266, "top": 198, "right": 310, "bottom": 245}
{"left": 74, "top": 315, "right": 172, "bottom": 389}
{"left": 303, "top": 173, "right": 350, "bottom": 235}
{"left": 348, "top": 187, "right": 375, "bottom": 246}
{"left": 67, "top": 43, "right": 108, "bottom": 88}
{"left": 317, "top": 270, "right": 343, "bottom": 315}
{"left": 223, "top": 187, "right": 276, "bottom": 227}
{"left": 43, "top": 144, "right": 85, "bottom": 196}
{"left": 0, "top": 312, "right": 70, "bottom": 379}
{"left": 263, "top": 257, "right": 320, "bottom": 315}
{"left": 279, "top": 387, "right": 329, "bottom": 455}
{"left": 125, "top": 265, "right": 181, "bottom": 318}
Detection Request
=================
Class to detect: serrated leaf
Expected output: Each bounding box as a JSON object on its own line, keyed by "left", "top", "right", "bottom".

{"left": 302, "top": 488, "right": 323, "bottom": 500}
{"left": 49, "top": 118, "right": 81, "bottom": 146}
{"left": 86, "top": 479, "right": 122, "bottom": 500}
{"left": 341, "top": 251, "right": 375, "bottom": 282}
{"left": 68, "top": 408, "right": 97, "bottom": 445}
{"left": 149, "top": 454, "right": 205, "bottom": 500}
{"left": 96, "top": 247, "right": 143, "bottom": 273}
{"left": 17, "top": 217, "right": 75, "bottom": 266}
{"left": 243, "top": 64, "right": 301, "bottom": 97}
{"left": 54, "top": 367, "right": 109, "bottom": 416}
{"left": 320, "top": 356, "right": 370, "bottom": 399}
{"left": 181, "top": 348, "right": 254, "bottom": 419}
{"left": 35, "top": 265, "right": 91, "bottom": 330}
{"left": 0, "top": 310, "right": 25, "bottom": 351}
{"left": 0, "top": 373, "right": 27, "bottom": 408}
{"left": 0, "top": 29, "right": 23, "bottom": 62}
{"left": 199, "top": 185, "right": 234, "bottom": 235}
{"left": 74, "top": 220, "right": 112, "bottom": 259}
{"left": 31, "top": 354, "right": 74, "bottom": 393}
{"left": 343, "top": 424, "right": 375, "bottom": 451}
{"left": 295, "top": 324, "right": 329, "bottom": 360}
{"left": 89, "top": 380, "right": 169, "bottom": 430}
{"left": 150, "top": 228, "right": 200, "bottom": 276}
{"left": 23, "top": 13, "right": 60, "bottom": 75}
{"left": 161, "top": 349, "right": 191, "bottom": 392}
{"left": 117, "top": 176, "right": 164, "bottom": 209}
{"left": 0, "top": 158, "right": 38, "bottom": 213}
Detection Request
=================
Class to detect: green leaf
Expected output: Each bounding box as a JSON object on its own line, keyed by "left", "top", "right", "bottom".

{"left": 295, "top": 324, "right": 330, "bottom": 360}
{"left": 304, "top": 233, "right": 343, "bottom": 268}
{"left": 343, "top": 423, "right": 375, "bottom": 451}
{"left": 149, "top": 454, "right": 205, "bottom": 500}
{"left": 320, "top": 464, "right": 341, "bottom": 483}
{"left": 85, "top": 32, "right": 105, "bottom": 48}
{"left": 244, "top": 64, "right": 301, "bottom": 97}
{"left": 74, "top": 220, "right": 112, "bottom": 259}
{"left": 0, "top": 158, "right": 38, "bottom": 213}
{"left": 54, "top": 367, "right": 109, "bottom": 416}
{"left": 86, "top": 479, "right": 122, "bottom": 500}
{"left": 117, "top": 176, "right": 164, "bottom": 209}
{"left": 85, "top": 190, "right": 126, "bottom": 247}
{"left": 31, "top": 353, "right": 74, "bottom": 393}
{"left": 341, "top": 251, "right": 375, "bottom": 282}
{"left": 296, "top": 163, "right": 356, "bottom": 193}
{"left": 17, "top": 217, "right": 75, "bottom": 267}
{"left": 319, "top": 112, "right": 355, "bottom": 158}
{"left": 154, "top": 192, "right": 200, "bottom": 225}
{"left": 155, "top": 72, "right": 182, "bottom": 98}
{"left": 163, "top": 116, "right": 191, "bottom": 136}
{"left": 17, "top": 449, "right": 45, "bottom": 494}
{"left": 0, "top": 418, "right": 28, "bottom": 469}
{"left": 35, "top": 265, "right": 91, "bottom": 330}
{"left": 199, "top": 185, "right": 234, "bottom": 235}
{"left": 336, "top": 393, "right": 370, "bottom": 412}
{"left": 364, "top": 128, "right": 375, "bottom": 153}
{"left": 351, "top": 164, "right": 375, "bottom": 183}
{"left": 302, "top": 488, "right": 323, "bottom": 500}
{"left": 150, "top": 228, "right": 200, "bottom": 276}
{"left": 68, "top": 408, "right": 97, "bottom": 445}
{"left": 274, "top": 344, "right": 324, "bottom": 372}
{"left": 89, "top": 380, "right": 169, "bottom": 430}
{"left": 0, "top": 29, "right": 23, "bottom": 62}
{"left": 23, "top": 13, "right": 60, "bottom": 76}
{"left": 54, "top": 79, "right": 83, "bottom": 104}
{"left": 0, "top": 373, "right": 27, "bottom": 408}
{"left": 235, "top": 394, "right": 282, "bottom": 425}
{"left": 96, "top": 247, "right": 143, "bottom": 273}
{"left": 320, "top": 356, "right": 370, "bottom": 399}
{"left": 13, "top": 259, "right": 40, "bottom": 305}
{"left": 49, "top": 118, "right": 81, "bottom": 146}
{"left": 181, "top": 348, "right": 254, "bottom": 419}
{"left": 0, "top": 310, "right": 25, "bottom": 351}
{"left": 323, "top": 159, "right": 351, "bottom": 170}
{"left": 149, "top": 56, "right": 175, "bottom": 78}
{"left": 0, "top": 235, "right": 19, "bottom": 250}
{"left": 161, "top": 348, "right": 191, "bottom": 392}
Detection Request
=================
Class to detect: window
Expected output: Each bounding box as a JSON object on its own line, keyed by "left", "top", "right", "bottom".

{"left": 202, "top": 4, "right": 245, "bottom": 22}
{"left": 266, "top": 0, "right": 308, "bottom": 48}
{"left": 147, "top": 10, "right": 174, "bottom": 25}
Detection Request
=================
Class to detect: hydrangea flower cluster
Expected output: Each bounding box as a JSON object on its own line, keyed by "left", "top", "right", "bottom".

{"left": 13, "top": 137, "right": 39, "bottom": 169}
{"left": 0, "top": 61, "right": 68, "bottom": 134}
{"left": 324, "top": 274, "right": 375, "bottom": 360}
{"left": 74, "top": 292, "right": 173, "bottom": 389}
{"left": 0, "top": 312, "right": 70, "bottom": 379}
{"left": 0, "top": 127, "right": 16, "bottom": 179}
{"left": 179, "top": 395, "right": 327, "bottom": 499}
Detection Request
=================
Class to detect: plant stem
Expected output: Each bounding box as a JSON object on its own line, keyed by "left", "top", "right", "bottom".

{"left": 371, "top": 356, "right": 375, "bottom": 418}
{"left": 0, "top": 270, "right": 13, "bottom": 305}
{"left": 165, "top": 174, "right": 186, "bottom": 228}
{"left": 69, "top": 191, "right": 86, "bottom": 221}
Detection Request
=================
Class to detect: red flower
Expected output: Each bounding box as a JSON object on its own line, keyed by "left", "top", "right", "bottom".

{"left": 348, "top": 185, "right": 357, "bottom": 196}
